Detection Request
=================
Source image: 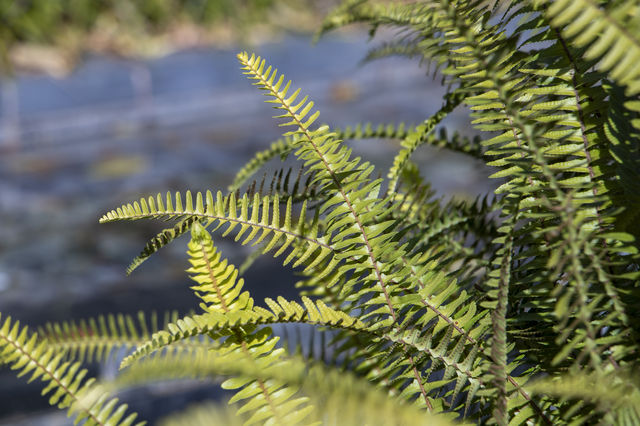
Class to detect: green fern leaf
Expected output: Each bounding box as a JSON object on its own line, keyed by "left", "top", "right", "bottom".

{"left": 387, "top": 89, "right": 468, "bottom": 193}
{"left": 127, "top": 217, "right": 199, "bottom": 275}
{"left": 110, "top": 347, "right": 457, "bottom": 426}
{"left": 538, "top": 0, "right": 640, "bottom": 95}
{"left": 38, "top": 311, "right": 210, "bottom": 364}
{"left": 0, "top": 313, "right": 141, "bottom": 426}
{"left": 229, "top": 122, "right": 412, "bottom": 192}
{"left": 100, "top": 190, "right": 337, "bottom": 277}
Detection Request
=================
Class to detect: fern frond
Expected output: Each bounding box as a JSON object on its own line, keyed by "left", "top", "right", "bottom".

{"left": 128, "top": 169, "right": 322, "bottom": 276}
{"left": 100, "top": 190, "right": 336, "bottom": 277}
{"left": 538, "top": 0, "right": 640, "bottom": 95}
{"left": 126, "top": 217, "right": 199, "bottom": 275}
{"left": 37, "top": 311, "right": 211, "bottom": 364}
{"left": 527, "top": 370, "right": 640, "bottom": 425}
{"left": 237, "top": 51, "right": 400, "bottom": 321}
{"left": 112, "top": 347, "right": 456, "bottom": 426}
{"left": 387, "top": 89, "right": 468, "bottom": 193}
{"left": 229, "top": 122, "right": 412, "bottom": 192}
{"left": 0, "top": 314, "right": 141, "bottom": 426}
{"left": 238, "top": 51, "right": 487, "bottom": 410}
{"left": 119, "top": 296, "right": 365, "bottom": 369}
{"left": 487, "top": 204, "right": 519, "bottom": 426}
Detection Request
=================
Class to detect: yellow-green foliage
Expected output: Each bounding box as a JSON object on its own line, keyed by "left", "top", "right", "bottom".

{"left": 2, "top": 0, "right": 640, "bottom": 425}
{"left": 0, "top": 314, "right": 141, "bottom": 425}
{"left": 0, "top": 0, "right": 304, "bottom": 69}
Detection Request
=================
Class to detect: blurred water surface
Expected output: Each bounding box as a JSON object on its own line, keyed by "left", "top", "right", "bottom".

{"left": 0, "top": 33, "right": 494, "bottom": 424}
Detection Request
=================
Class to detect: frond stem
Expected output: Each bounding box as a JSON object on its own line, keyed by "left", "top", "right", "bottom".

{"left": 200, "top": 240, "right": 230, "bottom": 313}
{"left": 401, "top": 253, "right": 479, "bottom": 344}
{"left": 247, "top": 64, "right": 433, "bottom": 409}
{"left": 239, "top": 340, "right": 284, "bottom": 424}
{"left": 0, "top": 333, "right": 105, "bottom": 426}
{"left": 105, "top": 211, "right": 332, "bottom": 251}
{"left": 554, "top": 29, "right": 601, "bottom": 199}
{"left": 555, "top": 29, "right": 628, "bottom": 339}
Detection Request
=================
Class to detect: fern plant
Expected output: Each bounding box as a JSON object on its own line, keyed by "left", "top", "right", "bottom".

{"left": 2, "top": 0, "right": 640, "bottom": 424}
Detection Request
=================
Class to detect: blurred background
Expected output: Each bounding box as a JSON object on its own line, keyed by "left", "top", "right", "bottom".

{"left": 0, "top": 1, "right": 493, "bottom": 424}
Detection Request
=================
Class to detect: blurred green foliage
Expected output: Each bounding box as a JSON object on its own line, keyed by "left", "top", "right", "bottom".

{"left": 0, "top": 0, "right": 326, "bottom": 73}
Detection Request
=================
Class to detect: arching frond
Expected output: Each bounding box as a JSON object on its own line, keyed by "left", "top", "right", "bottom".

{"left": 538, "top": 0, "right": 640, "bottom": 95}
{"left": 229, "top": 122, "right": 412, "bottom": 192}
{"left": 527, "top": 370, "right": 640, "bottom": 425}
{"left": 387, "top": 89, "right": 468, "bottom": 193}
{"left": 126, "top": 217, "right": 199, "bottom": 275}
{"left": 100, "top": 190, "right": 336, "bottom": 277}
{"left": 0, "top": 314, "right": 141, "bottom": 426}
{"left": 119, "top": 296, "right": 365, "bottom": 369}
{"left": 110, "top": 348, "right": 457, "bottom": 426}
{"left": 37, "top": 311, "right": 211, "bottom": 364}
{"left": 237, "top": 51, "right": 402, "bottom": 323}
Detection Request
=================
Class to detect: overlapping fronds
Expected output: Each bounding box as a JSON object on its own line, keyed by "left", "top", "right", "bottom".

{"left": 236, "top": 51, "right": 505, "bottom": 414}
{"left": 140, "top": 223, "right": 315, "bottom": 425}
{"left": 316, "top": 0, "right": 638, "bottom": 423}
{"left": 527, "top": 370, "right": 640, "bottom": 425}
{"left": 404, "top": 0, "right": 637, "bottom": 374}
{"left": 100, "top": 190, "right": 337, "bottom": 277}
{"left": 538, "top": 0, "right": 640, "bottom": 95}
{"left": 126, "top": 217, "right": 199, "bottom": 275}
{"left": 5, "top": 1, "right": 632, "bottom": 425}
{"left": 107, "top": 348, "right": 456, "bottom": 426}
{"left": 0, "top": 314, "right": 141, "bottom": 426}
{"left": 387, "top": 89, "right": 468, "bottom": 192}
{"left": 122, "top": 218, "right": 491, "bottom": 416}
{"left": 229, "top": 122, "right": 412, "bottom": 192}
{"left": 37, "top": 311, "right": 212, "bottom": 364}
